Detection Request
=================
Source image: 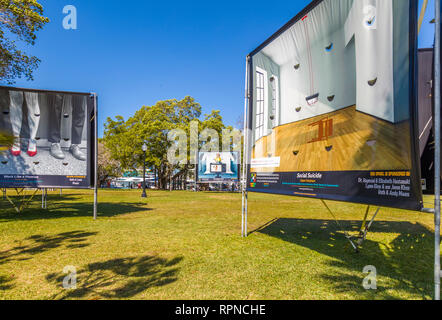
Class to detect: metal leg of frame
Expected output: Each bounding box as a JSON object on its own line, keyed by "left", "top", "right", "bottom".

{"left": 241, "top": 188, "right": 245, "bottom": 237}
{"left": 434, "top": 0, "right": 441, "bottom": 301}
{"left": 6, "top": 188, "right": 38, "bottom": 213}
{"left": 41, "top": 188, "right": 47, "bottom": 209}
{"left": 6, "top": 193, "right": 21, "bottom": 214}
{"left": 93, "top": 93, "right": 99, "bottom": 220}
{"left": 321, "top": 199, "right": 358, "bottom": 252}
{"left": 244, "top": 191, "right": 248, "bottom": 237}
{"left": 241, "top": 56, "right": 250, "bottom": 238}
{"left": 356, "top": 207, "right": 380, "bottom": 247}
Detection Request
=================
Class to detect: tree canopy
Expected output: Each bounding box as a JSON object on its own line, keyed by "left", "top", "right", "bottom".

{"left": 103, "top": 96, "right": 230, "bottom": 190}
{"left": 0, "top": 0, "right": 49, "bottom": 83}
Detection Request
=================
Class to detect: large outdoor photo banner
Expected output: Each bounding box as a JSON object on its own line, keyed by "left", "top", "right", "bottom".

{"left": 246, "top": 0, "right": 423, "bottom": 210}
{"left": 197, "top": 152, "right": 240, "bottom": 183}
{"left": 0, "top": 87, "right": 96, "bottom": 188}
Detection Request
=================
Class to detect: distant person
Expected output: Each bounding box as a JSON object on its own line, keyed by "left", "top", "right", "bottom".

{"left": 9, "top": 90, "right": 40, "bottom": 157}
{"left": 47, "top": 93, "right": 86, "bottom": 161}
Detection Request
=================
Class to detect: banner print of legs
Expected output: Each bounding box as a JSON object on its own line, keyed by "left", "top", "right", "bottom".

{"left": 0, "top": 88, "right": 92, "bottom": 188}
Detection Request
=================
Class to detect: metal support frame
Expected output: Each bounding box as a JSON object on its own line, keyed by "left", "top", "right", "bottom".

{"left": 141, "top": 149, "right": 147, "bottom": 198}
{"left": 5, "top": 188, "right": 39, "bottom": 213}
{"left": 92, "top": 93, "right": 99, "bottom": 220}
{"left": 321, "top": 199, "right": 357, "bottom": 251}
{"left": 321, "top": 200, "right": 380, "bottom": 252}
{"left": 355, "top": 206, "right": 380, "bottom": 248}
{"left": 194, "top": 150, "right": 198, "bottom": 192}
{"left": 41, "top": 188, "right": 47, "bottom": 209}
{"left": 242, "top": 56, "right": 250, "bottom": 238}
{"left": 422, "top": 0, "right": 441, "bottom": 300}
{"left": 240, "top": 0, "right": 442, "bottom": 299}
{"left": 434, "top": 0, "right": 441, "bottom": 301}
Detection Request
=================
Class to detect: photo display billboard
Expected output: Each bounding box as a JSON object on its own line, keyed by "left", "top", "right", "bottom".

{"left": 0, "top": 87, "right": 96, "bottom": 188}
{"left": 197, "top": 152, "right": 240, "bottom": 183}
{"left": 246, "top": 0, "right": 423, "bottom": 211}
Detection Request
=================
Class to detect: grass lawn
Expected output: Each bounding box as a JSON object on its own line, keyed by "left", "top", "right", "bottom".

{"left": 0, "top": 189, "right": 438, "bottom": 300}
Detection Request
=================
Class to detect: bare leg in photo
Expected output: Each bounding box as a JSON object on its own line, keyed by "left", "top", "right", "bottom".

{"left": 70, "top": 95, "right": 86, "bottom": 161}
{"left": 9, "top": 91, "right": 23, "bottom": 156}
{"left": 24, "top": 92, "right": 40, "bottom": 157}
{"left": 47, "top": 93, "right": 65, "bottom": 160}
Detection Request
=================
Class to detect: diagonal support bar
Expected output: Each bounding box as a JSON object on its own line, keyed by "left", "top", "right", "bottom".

{"left": 321, "top": 199, "right": 358, "bottom": 251}
{"left": 356, "top": 207, "right": 380, "bottom": 247}
{"left": 5, "top": 188, "right": 39, "bottom": 213}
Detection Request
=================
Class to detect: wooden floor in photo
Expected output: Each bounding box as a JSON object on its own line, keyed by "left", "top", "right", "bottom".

{"left": 252, "top": 106, "right": 412, "bottom": 172}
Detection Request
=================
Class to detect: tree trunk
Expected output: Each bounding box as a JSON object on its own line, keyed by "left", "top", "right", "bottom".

{"left": 169, "top": 171, "right": 172, "bottom": 191}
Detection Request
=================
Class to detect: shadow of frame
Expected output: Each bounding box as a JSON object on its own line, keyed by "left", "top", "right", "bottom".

{"left": 0, "top": 192, "right": 152, "bottom": 221}
{"left": 257, "top": 218, "right": 433, "bottom": 299}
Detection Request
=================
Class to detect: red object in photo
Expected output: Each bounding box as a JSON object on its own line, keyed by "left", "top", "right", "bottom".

{"left": 27, "top": 149, "right": 37, "bottom": 157}
{"left": 308, "top": 118, "right": 334, "bottom": 144}
{"left": 10, "top": 148, "right": 20, "bottom": 156}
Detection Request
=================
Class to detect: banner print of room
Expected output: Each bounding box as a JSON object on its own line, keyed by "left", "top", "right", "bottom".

{"left": 247, "top": 0, "right": 422, "bottom": 210}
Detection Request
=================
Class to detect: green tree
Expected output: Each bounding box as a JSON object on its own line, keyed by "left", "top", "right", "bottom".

{"left": 103, "top": 96, "right": 227, "bottom": 190}
{"left": 0, "top": 0, "right": 49, "bottom": 83}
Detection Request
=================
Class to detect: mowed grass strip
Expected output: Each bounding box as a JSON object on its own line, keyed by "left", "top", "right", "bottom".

{"left": 0, "top": 189, "right": 437, "bottom": 300}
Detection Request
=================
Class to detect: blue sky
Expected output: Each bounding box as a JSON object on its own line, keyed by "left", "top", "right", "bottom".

{"left": 5, "top": 0, "right": 437, "bottom": 137}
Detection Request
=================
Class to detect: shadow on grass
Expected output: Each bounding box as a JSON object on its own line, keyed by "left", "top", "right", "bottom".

{"left": 46, "top": 255, "right": 183, "bottom": 299}
{"left": 0, "top": 230, "right": 98, "bottom": 266}
{"left": 256, "top": 218, "right": 434, "bottom": 300}
{"left": 0, "top": 275, "right": 14, "bottom": 290}
{"left": 0, "top": 193, "right": 151, "bottom": 221}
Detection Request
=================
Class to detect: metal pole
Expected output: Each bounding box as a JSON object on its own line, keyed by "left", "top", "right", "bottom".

{"left": 242, "top": 56, "right": 250, "bottom": 237}
{"left": 142, "top": 151, "right": 147, "bottom": 198}
{"left": 241, "top": 188, "right": 245, "bottom": 237}
{"left": 435, "top": 0, "right": 441, "bottom": 301}
{"left": 244, "top": 190, "right": 249, "bottom": 238}
{"left": 93, "top": 93, "right": 98, "bottom": 220}
{"left": 195, "top": 150, "right": 198, "bottom": 192}
{"left": 41, "top": 188, "right": 47, "bottom": 209}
